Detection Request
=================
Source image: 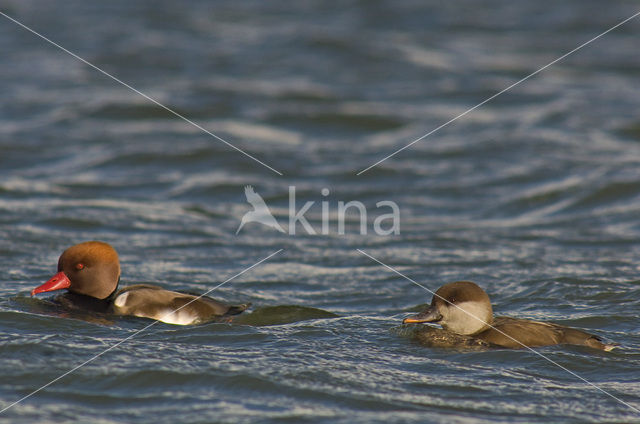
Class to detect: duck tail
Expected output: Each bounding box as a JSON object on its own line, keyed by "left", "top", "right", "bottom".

{"left": 580, "top": 334, "right": 617, "bottom": 352}
{"left": 561, "top": 328, "right": 616, "bottom": 352}
{"left": 226, "top": 302, "right": 251, "bottom": 316}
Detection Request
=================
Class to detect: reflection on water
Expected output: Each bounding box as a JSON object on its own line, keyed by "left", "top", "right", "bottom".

{"left": 235, "top": 305, "right": 339, "bottom": 326}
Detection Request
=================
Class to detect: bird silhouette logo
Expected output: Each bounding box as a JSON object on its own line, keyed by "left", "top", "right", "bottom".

{"left": 236, "top": 185, "right": 286, "bottom": 234}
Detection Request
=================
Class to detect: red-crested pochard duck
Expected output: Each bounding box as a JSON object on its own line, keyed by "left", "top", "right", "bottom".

{"left": 31, "top": 241, "right": 250, "bottom": 325}
{"left": 403, "top": 281, "right": 615, "bottom": 351}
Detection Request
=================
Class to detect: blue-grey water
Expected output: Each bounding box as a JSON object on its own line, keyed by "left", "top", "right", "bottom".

{"left": 1, "top": 1, "right": 640, "bottom": 423}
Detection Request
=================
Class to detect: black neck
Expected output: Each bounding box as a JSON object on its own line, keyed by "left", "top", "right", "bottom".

{"left": 55, "top": 280, "right": 119, "bottom": 314}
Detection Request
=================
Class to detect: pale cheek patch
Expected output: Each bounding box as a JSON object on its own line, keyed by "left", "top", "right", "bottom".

{"left": 445, "top": 301, "right": 491, "bottom": 335}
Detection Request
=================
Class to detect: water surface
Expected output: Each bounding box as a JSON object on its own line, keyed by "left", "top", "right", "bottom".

{"left": 1, "top": 1, "right": 640, "bottom": 423}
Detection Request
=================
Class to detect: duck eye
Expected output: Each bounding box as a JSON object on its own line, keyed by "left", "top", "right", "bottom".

{"left": 75, "top": 263, "right": 85, "bottom": 270}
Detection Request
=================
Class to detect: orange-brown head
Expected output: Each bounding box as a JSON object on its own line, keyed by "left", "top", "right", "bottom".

{"left": 32, "top": 241, "right": 121, "bottom": 300}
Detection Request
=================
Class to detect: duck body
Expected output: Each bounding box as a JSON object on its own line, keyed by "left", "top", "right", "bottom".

{"left": 404, "top": 281, "right": 614, "bottom": 351}
{"left": 475, "top": 316, "right": 611, "bottom": 350}
{"left": 32, "top": 241, "right": 249, "bottom": 325}
{"left": 111, "top": 284, "right": 248, "bottom": 325}
{"left": 411, "top": 325, "right": 492, "bottom": 349}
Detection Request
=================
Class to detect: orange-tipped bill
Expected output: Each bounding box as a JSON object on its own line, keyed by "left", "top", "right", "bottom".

{"left": 31, "top": 271, "right": 71, "bottom": 296}
{"left": 403, "top": 305, "right": 442, "bottom": 324}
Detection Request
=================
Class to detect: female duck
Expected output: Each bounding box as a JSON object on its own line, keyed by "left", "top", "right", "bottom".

{"left": 403, "top": 281, "right": 614, "bottom": 351}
